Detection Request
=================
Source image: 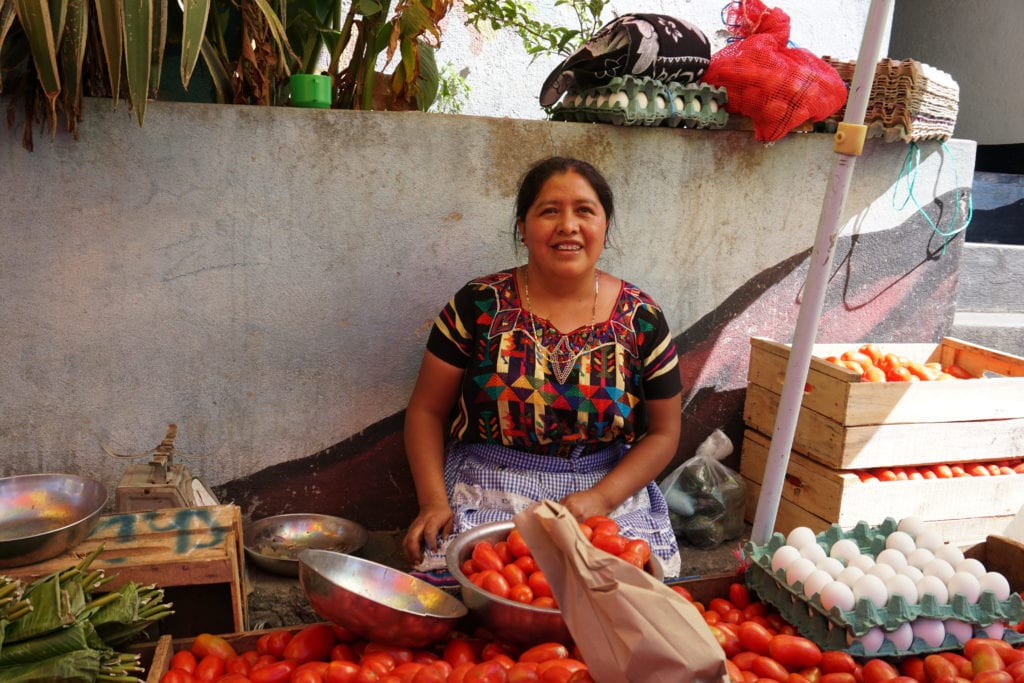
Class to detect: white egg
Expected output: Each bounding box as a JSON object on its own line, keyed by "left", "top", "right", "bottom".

{"left": 852, "top": 574, "right": 889, "bottom": 608}
{"left": 898, "top": 565, "right": 925, "bottom": 583}
{"left": 786, "top": 557, "right": 818, "bottom": 587}
{"left": 594, "top": 94, "right": 609, "bottom": 108}
{"left": 867, "top": 563, "right": 897, "bottom": 581}
{"left": 849, "top": 554, "right": 877, "bottom": 573}
{"left": 836, "top": 566, "right": 865, "bottom": 587}
{"left": 609, "top": 92, "right": 629, "bottom": 109}
{"left": 897, "top": 516, "right": 926, "bottom": 538}
{"left": 771, "top": 544, "right": 802, "bottom": 573}
{"left": 692, "top": 98, "right": 703, "bottom": 113}
{"left": 975, "top": 621, "right": 1006, "bottom": 639}
{"left": 847, "top": 626, "right": 884, "bottom": 654}
{"left": 877, "top": 548, "right": 909, "bottom": 570}
{"left": 816, "top": 557, "right": 846, "bottom": 578}
{"left": 829, "top": 539, "right": 861, "bottom": 563}
{"left": 978, "top": 571, "right": 1011, "bottom": 600}
{"left": 800, "top": 542, "right": 827, "bottom": 564}
{"left": 915, "top": 529, "right": 943, "bottom": 551}
{"left": 884, "top": 573, "right": 919, "bottom": 604}
{"left": 947, "top": 571, "right": 982, "bottom": 604}
{"left": 944, "top": 619, "right": 973, "bottom": 644}
{"left": 922, "top": 557, "right": 955, "bottom": 582}
{"left": 655, "top": 95, "right": 667, "bottom": 110}
{"left": 885, "top": 622, "right": 914, "bottom": 650}
{"left": 820, "top": 580, "right": 856, "bottom": 612}
{"left": 802, "top": 570, "right": 834, "bottom": 598}
{"left": 906, "top": 547, "right": 935, "bottom": 569}
{"left": 933, "top": 544, "right": 965, "bottom": 566}
{"left": 709, "top": 100, "right": 719, "bottom": 113}
{"left": 635, "top": 92, "right": 648, "bottom": 108}
{"left": 672, "top": 96, "right": 685, "bottom": 112}
{"left": 916, "top": 575, "right": 950, "bottom": 605}
{"left": 788, "top": 526, "right": 818, "bottom": 549}
{"left": 912, "top": 618, "right": 946, "bottom": 647}
{"left": 955, "top": 558, "right": 987, "bottom": 579}
{"left": 885, "top": 531, "right": 917, "bottom": 555}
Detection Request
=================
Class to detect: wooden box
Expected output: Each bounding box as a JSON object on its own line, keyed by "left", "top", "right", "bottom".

{"left": 965, "top": 535, "right": 1024, "bottom": 593}
{"left": 744, "top": 337, "right": 1024, "bottom": 469}
{"left": 136, "top": 627, "right": 303, "bottom": 683}
{"left": 4, "top": 504, "right": 247, "bottom": 637}
{"left": 739, "top": 429, "right": 1023, "bottom": 547}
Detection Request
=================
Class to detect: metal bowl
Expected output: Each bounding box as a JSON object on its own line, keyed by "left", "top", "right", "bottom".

{"left": 299, "top": 548, "right": 468, "bottom": 647}
{"left": 446, "top": 519, "right": 664, "bottom": 645}
{"left": 244, "top": 513, "right": 368, "bottom": 577}
{"left": 0, "top": 473, "right": 108, "bottom": 569}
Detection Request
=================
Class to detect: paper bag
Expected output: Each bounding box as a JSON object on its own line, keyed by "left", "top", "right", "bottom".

{"left": 514, "top": 501, "right": 730, "bottom": 683}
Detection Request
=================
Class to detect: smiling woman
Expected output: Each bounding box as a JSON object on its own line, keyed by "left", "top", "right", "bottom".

{"left": 401, "top": 156, "right": 685, "bottom": 581}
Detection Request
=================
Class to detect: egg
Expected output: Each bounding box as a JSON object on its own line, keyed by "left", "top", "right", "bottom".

{"left": 946, "top": 571, "right": 982, "bottom": 604}
{"left": 771, "top": 544, "right": 802, "bottom": 573}
{"left": 906, "top": 547, "right": 935, "bottom": 569}
{"left": 816, "top": 557, "right": 846, "bottom": 578}
{"left": 847, "top": 626, "right": 884, "bottom": 654}
{"left": 635, "top": 92, "right": 648, "bottom": 108}
{"left": 914, "top": 529, "right": 943, "bottom": 551}
{"left": 978, "top": 571, "right": 1012, "bottom": 600}
{"left": 933, "top": 544, "right": 965, "bottom": 566}
{"left": 829, "top": 539, "right": 861, "bottom": 564}
{"left": 944, "top": 619, "right": 973, "bottom": 644}
{"left": 975, "top": 621, "right": 1006, "bottom": 639}
{"left": 787, "top": 526, "right": 818, "bottom": 549}
{"left": 922, "top": 557, "right": 955, "bottom": 582}
{"left": 836, "top": 566, "right": 865, "bottom": 587}
{"left": 955, "top": 558, "right": 987, "bottom": 579}
{"left": 672, "top": 96, "right": 685, "bottom": 112}
{"left": 898, "top": 565, "right": 925, "bottom": 583}
{"left": 885, "top": 531, "right": 917, "bottom": 555}
{"left": 884, "top": 573, "right": 919, "bottom": 604}
{"left": 709, "top": 99, "right": 719, "bottom": 113}
{"left": 802, "top": 570, "right": 834, "bottom": 598}
{"left": 820, "top": 580, "right": 856, "bottom": 612}
{"left": 876, "top": 548, "right": 909, "bottom": 570}
{"left": 852, "top": 574, "right": 888, "bottom": 608}
{"left": 609, "top": 92, "right": 629, "bottom": 109}
{"left": 885, "top": 622, "right": 914, "bottom": 651}
{"left": 849, "top": 554, "right": 876, "bottom": 573}
{"left": 911, "top": 618, "right": 946, "bottom": 647}
{"left": 655, "top": 95, "right": 667, "bottom": 110}
{"left": 799, "top": 542, "right": 827, "bottom": 564}
{"left": 867, "top": 563, "right": 897, "bottom": 582}
{"left": 897, "top": 516, "right": 926, "bottom": 538}
{"left": 594, "top": 94, "right": 609, "bottom": 108}
{"left": 916, "top": 575, "right": 950, "bottom": 605}
{"left": 786, "top": 557, "right": 817, "bottom": 587}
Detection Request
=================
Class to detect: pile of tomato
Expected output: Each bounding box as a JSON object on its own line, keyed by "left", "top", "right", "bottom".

{"left": 460, "top": 515, "right": 652, "bottom": 608}
{"left": 857, "top": 459, "right": 1024, "bottom": 482}
{"left": 822, "top": 344, "right": 975, "bottom": 383}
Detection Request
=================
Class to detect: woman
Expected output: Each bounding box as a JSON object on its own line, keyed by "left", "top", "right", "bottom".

{"left": 403, "top": 156, "right": 683, "bottom": 577}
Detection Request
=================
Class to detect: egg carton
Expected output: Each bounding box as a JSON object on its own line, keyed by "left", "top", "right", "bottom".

{"left": 744, "top": 518, "right": 1024, "bottom": 636}
{"left": 549, "top": 76, "right": 729, "bottom": 129}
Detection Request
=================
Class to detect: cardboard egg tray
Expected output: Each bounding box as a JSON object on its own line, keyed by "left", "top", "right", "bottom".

{"left": 744, "top": 518, "right": 1024, "bottom": 657}
{"left": 549, "top": 76, "right": 729, "bottom": 129}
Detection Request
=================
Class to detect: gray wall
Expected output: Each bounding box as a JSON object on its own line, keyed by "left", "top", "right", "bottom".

{"left": 1, "top": 99, "right": 974, "bottom": 510}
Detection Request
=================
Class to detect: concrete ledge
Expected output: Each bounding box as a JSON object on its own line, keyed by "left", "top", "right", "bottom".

{"left": 950, "top": 311, "right": 1024, "bottom": 357}
{"left": 956, "top": 244, "right": 1024, "bottom": 312}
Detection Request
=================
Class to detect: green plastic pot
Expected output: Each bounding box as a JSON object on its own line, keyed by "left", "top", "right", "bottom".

{"left": 290, "top": 74, "right": 332, "bottom": 109}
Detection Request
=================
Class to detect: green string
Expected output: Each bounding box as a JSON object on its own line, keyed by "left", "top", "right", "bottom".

{"left": 891, "top": 140, "right": 974, "bottom": 254}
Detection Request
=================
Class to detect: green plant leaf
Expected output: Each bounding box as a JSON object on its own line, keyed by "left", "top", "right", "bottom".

{"left": 198, "top": 34, "right": 229, "bottom": 102}
{"left": 122, "top": 0, "right": 152, "bottom": 125}
{"left": 149, "top": 0, "right": 166, "bottom": 95}
{"left": 58, "top": 0, "right": 87, "bottom": 125}
{"left": 0, "top": 2, "right": 19, "bottom": 92}
{"left": 93, "top": 0, "right": 123, "bottom": 102}
{"left": 49, "top": 0, "right": 67, "bottom": 47}
{"left": 249, "top": 0, "right": 296, "bottom": 74}
{"left": 179, "top": 0, "right": 208, "bottom": 87}
{"left": 13, "top": 0, "right": 62, "bottom": 116}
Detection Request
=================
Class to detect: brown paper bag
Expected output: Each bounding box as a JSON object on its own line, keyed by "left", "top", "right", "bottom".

{"left": 514, "top": 500, "right": 730, "bottom": 683}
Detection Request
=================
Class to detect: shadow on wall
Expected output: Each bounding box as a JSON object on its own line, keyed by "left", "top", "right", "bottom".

{"left": 215, "top": 194, "right": 964, "bottom": 529}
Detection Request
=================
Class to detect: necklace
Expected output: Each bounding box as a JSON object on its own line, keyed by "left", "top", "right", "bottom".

{"left": 522, "top": 267, "right": 600, "bottom": 384}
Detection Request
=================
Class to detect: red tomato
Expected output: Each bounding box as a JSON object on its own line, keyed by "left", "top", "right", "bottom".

{"left": 670, "top": 585, "right": 694, "bottom": 601}
{"left": 624, "top": 538, "right": 650, "bottom": 563}
{"left": 444, "top": 638, "right": 479, "bottom": 668}
{"left": 448, "top": 662, "right": 476, "bottom": 683}
{"left": 733, "top": 652, "right": 760, "bottom": 671}
{"left": 463, "top": 659, "right": 508, "bottom": 683}
{"left": 819, "top": 674, "right": 857, "bottom": 683}
{"left": 508, "top": 661, "right": 541, "bottom": 682}
{"left": 258, "top": 630, "right": 294, "bottom": 658}
{"left": 191, "top": 633, "right": 238, "bottom": 660}
{"left": 709, "top": 624, "right": 742, "bottom": 658}
{"left": 728, "top": 583, "right": 752, "bottom": 609}
{"left": 861, "top": 659, "right": 899, "bottom": 683}
{"left": 331, "top": 624, "right": 359, "bottom": 643}
{"left": 332, "top": 643, "right": 358, "bottom": 662}
{"left": 528, "top": 571, "right": 553, "bottom": 599}
{"left": 409, "top": 663, "right": 448, "bottom": 683}
{"left": 364, "top": 643, "right": 414, "bottom": 665}
{"left": 480, "top": 642, "right": 518, "bottom": 661}
{"left": 217, "top": 675, "right": 253, "bottom": 683}
{"left": 513, "top": 555, "right": 538, "bottom": 575}
{"left": 171, "top": 650, "right": 198, "bottom": 673}
{"left": 493, "top": 541, "right": 514, "bottom": 565}
{"left": 361, "top": 652, "right": 397, "bottom": 675}
{"left": 160, "top": 671, "right": 197, "bottom": 683}
{"left": 768, "top": 635, "right": 822, "bottom": 669}
{"left": 536, "top": 658, "right": 586, "bottom": 683}
{"left": 591, "top": 533, "right": 628, "bottom": 555}
{"left": 616, "top": 549, "right": 645, "bottom": 570}
{"left": 194, "top": 654, "right": 226, "bottom": 682}
{"left": 284, "top": 624, "right": 337, "bottom": 664}
{"left": 324, "top": 660, "right": 361, "bottom": 683}
{"left": 939, "top": 652, "right": 973, "bottom": 678}
{"left": 292, "top": 669, "right": 326, "bottom": 683}
{"left": 738, "top": 621, "right": 775, "bottom": 655}
{"left": 582, "top": 515, "right": 617, "bottom": 532}
{"left": 519, "top": 643, "right": 569, "bottom": 663}
{"left": 501, "top": 563, "right": 527, "bottom": 587}
{"left": 531, "top": 596, "right": 557, "bottom": 609}
{"left": 972, "top": 644, "right": 1007, "bottom": 674}
{"left": 577, "top": 523, "right": 594, "bottom": 541}
{"left": 224, "top": 655, "right": 252, "bottom": 675}
{"left": 974, "top": 673, "right": 1014, "bottom": 683}
{"left": 472, "top": 541, "right": 506, "bottom": 572}
{"left": 898, "top": 657, "right": 925, "bottom": 683}
{"left": 785, "top": 674, "right": 810, "bottom": 683}
{"left": 820, "top": 652, "right": 857, "bottom": 675}
{"left": 751, "top": 655, "right": 790, "bottom": 682}
{"left": 250, "top": 659, "right": 298, "bottom": 683}
{"left": 480, "top": 569, "right": 512, "bottom": 599}
{"left": 506, "top": 530, "right": 532, "bottom": 558}
{"left": 509, "top": 583, "right": 534, "bottom": 604}
{"left": 566, "top": 671, "right": 595, "bottom": 683}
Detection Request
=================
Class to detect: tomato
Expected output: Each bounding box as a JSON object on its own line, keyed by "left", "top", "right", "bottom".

{"left": 582, "top": 515, "right": 617, "bottom": 531}
{"left": 923, "top": 655, "right": 958, "bottom": 683}
{"left": 502, "top": 563, "right": 527, "bottom": 587}
{"left": 727, "top": 659, "right": 745, "bottom": 683}
{"left": 862, "top": 659, "right": 899, "bottom": 683}
{"left": 729, "top": 583, "right": 752, "bottom": 609}
{"left": 733, "top": 652, "right": 760, "bottom": 671}
{"left": 364, "top": 644, "right": 414, "bottom": 665}
{"left": 768, "top": 635, "right": 822, "bottom": 669}
{"left": 670, "top": 585, "right": 694, "bottom": 601}
{"left": 409, "top": 663, "right": 448, "bottom": 683}
{"left": 566, "top": 671, "right": 595, "bottom": 683}
{"left": 361, "top": 652, "right": 397, "bottom": 675}
{"left": 709, "top": 598, "right": 737, "bottom": 616}
{"left": 332, "top": 643, "right": 358, "bottom": 662}
{"left": 751, "top": 655, "right": 790, "bottom": 682}
{"left": 324, "top": 660, "right": 361, "bottom": 683}
{"left": 331, "top": 624, "right": 359, "bottom": 643}
{"left": 536, "top": 659, "right": 587, "bottom": 683}
{"left": 785, "top": 674, "right": 811, "bottom": 683}
{"left": 464, "top": 659, "right": 508, "bottom": 683}
{"left": 444, "top": 638, "right": 479, "bottom": 668}
{"left": 519, "top": 643, "right": 569, "bottom": 664}
{"left": 283, "top": 624, "right": 337, "bottom": 664}
{"left": 943, "top": 364, "right": 973, "bottom": 379}
{"left": 820, "top": 674, "right": 857, "bottom": 683}
{"left": 964, "top": 639, "right": 1016, "bottom": 660}
{"left": 708, "top": 624, "right": 742, "bottom": 658}
{"left": 514, "top": 555, "right": 538, "bottom": 575}
{"left": 616, "top": 549, "right": 645, "bottom": 569}
{"left": 528, "top": 571, "right": 553, "bottom": 599}
{"left": 217, "top": 675, "right": 253, "bottom": 683}
{"left": 250, "top": 659, "right": 299, "bottom": 683}
{"left": 509, "top": 583, "right": 534, "bottom": 604}
{"left": 939, "top": 652, "right": 973, "bottom": 678}
{"left": 292, "top": 669, "right": 327, "bottom": 683}
{"left": 191, "top": 633, "right": 238, "bottom": 660}
{"left": 194, "top": 654, "right": 226, "bottom": 682}
{"left": 493, "top": 541, "right": 514, "bottom": 565}
{"left": 973, "top": 644, "right": 1007, "bottom": 673}
{"left": 171, "top": 650, "right": 198, "bottom": 673}
{"left": 898, "top": 657, "right": 925, "bottom": 683}
{"left": 448, "top": 662, "right": 476, "bottom": 683}
{"left": 480, "top": 569, "right": 512, "bottom": 599}
{"left": 800, "top": 666, "right": 822, "bottom": 683}
{"left": 820, "top": 652, "right": 856, "bottom": 675}
{"left": 738, "top": 621, "right": 774, "bottom": 655}
{"left": 472, "top": 542, "right": 506, "bottom": 572}
{"left": 974, "top": 673, "right": 1014, "bottom": 683}
{"left": 225, "top": 655, "right": 252, "bottom": 676}
{"left": 258, "top": 630, "right": 295, "bottom": 658}
{"left": 591, "top": 533, "right": 628, "bottom": 555}
{"left": 506, "top": 530, "right": 532, "bottom": 558}
{"left": 160, "top": 671, "right": 197, "bottom": 683}
{"left": 508, "top": 661, "right": 542, "bottom": 683}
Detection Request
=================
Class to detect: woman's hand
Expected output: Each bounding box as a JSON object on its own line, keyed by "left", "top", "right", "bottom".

{"left": 559, "top": 488, "right": 613, "bottom": 522}
{"left": 402, "top": 502, "right": 455, "bottom": 566}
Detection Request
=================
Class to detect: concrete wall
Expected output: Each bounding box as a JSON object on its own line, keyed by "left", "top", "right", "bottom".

{"left": 0, "top": 100, "right": 974, "bottom": 528}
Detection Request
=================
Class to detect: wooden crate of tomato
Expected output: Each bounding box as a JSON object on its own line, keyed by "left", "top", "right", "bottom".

{"left": 740, "top": 337, "right": 1024, "bottom": 545}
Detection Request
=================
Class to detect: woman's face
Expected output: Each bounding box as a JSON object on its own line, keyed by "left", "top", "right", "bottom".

{"left": 518, "top": 171, "right": 608, "bottom": 282}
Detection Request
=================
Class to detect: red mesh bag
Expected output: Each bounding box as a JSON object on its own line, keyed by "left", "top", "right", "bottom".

{"left": 702, "top": 0, "right": 848, "bottom": 142}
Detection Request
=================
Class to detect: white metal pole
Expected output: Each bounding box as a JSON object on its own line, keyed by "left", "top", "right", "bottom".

{"left": 750, "top": 0, "right": 895, "bottom": 545}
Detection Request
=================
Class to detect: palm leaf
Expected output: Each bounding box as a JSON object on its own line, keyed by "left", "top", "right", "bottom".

{"left": 249, "top": 0, "right": 297, "bottom": 74}
{"left": 122, "top": 0, "right": 152, "bottom": 125}
{"left": 93, "top": 0, "right": 123, "bottom": 102}
{"left": 14, "top": 0, "right": 62, "bottom": 118}
{"left": 58, "top": 0, "right": 87, "bottom": 126}
{"left": 179, "top": 0, "right": 209, "bottom": 87}
{"left": 149, "top": 0, "right": 166, "bottom": 95}
{"left": 198, "top": 34, "right": 229, "bottom": 102}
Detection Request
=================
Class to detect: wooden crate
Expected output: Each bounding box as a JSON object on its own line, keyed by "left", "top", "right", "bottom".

{"left": 744, "top": 336, "right": 1024, "bottom": 469}
{"left": 739, "top": 429, "right": 1021, "bottom": 547}
{"left": 964, "top": 535, "right": 1024, "bottom": 593}
{"left": 4, "top": 504, "right": 247, "bottom": 637}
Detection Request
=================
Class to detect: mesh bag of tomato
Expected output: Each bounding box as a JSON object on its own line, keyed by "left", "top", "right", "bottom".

{"left": 701, "top": 0, "right": 848, "bottom": 142}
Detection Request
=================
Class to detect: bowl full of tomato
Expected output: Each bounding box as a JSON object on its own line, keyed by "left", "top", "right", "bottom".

{"left": 445, "top": 519, "right": 664, "bottom": 645}
{"left": 299, "top": 549, "right": 468, "bottom": 647}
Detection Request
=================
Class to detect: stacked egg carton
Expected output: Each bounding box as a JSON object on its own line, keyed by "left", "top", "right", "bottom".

{"left": 744, "top": 518, "right": 1024, "bottom": 658}
{"left": 549, "top": 75, "right": 729, "bottom": 129}
{"left": 817, "top": 57, "right": 959, "bottom": 143}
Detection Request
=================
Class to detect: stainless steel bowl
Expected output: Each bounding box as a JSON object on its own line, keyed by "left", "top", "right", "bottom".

{"left": 0, "top": 473, "right": 108, "bottom": 569}
{"left": 244, "top": 513, "right": 369, "bottom": 577}
{"left": 299, "top": 549, "right": 467, "bottom": 647}
{"left": 446, "top": 519, "right": 664, "bottom": 645}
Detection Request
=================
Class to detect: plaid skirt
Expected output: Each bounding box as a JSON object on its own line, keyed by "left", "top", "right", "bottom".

{"left": 413, "top": 440, "right": 682, "bottom": 577}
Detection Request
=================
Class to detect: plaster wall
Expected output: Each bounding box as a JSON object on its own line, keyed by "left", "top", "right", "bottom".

{"left": 0, "top": 100, "right": 973, "bottom": 514}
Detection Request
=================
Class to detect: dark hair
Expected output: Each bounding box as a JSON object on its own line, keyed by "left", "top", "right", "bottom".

{"left": 513, "top": 157, "right": 615, "bottom": 243}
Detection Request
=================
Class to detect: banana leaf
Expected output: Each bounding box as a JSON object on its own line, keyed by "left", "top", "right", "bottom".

{"left": 4, "top": 574, "right": 75, "bottom": 644}
{"left": 13, "top": 0, "right": 61, "bottom": 116}
{"left": 179, "top": 0, "right": 209, "bottom": 87}
{"left": 122, "top": 0, "right": 152, "bottom": 124}
{"left": 0, "top": 648, "right": 101, "bottom": 683}
{"left": 0, "top": 621, "right": 106, "bottom": 667}
{"left": 93, "top": 0, "right": 123, "bottom": 103}
{"left": 57, "top": 0, "right": 87, "bottom": 126}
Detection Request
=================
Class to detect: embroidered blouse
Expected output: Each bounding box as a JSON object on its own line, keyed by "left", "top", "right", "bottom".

{"left": 426, "top": 269, "right": 682, "bottom": 456}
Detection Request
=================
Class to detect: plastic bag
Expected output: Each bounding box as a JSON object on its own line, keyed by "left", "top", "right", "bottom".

{"left": 659, "top": 429, "right": 746, "bottom": 549}
{"left": 700, "top": 0, "right": 847, "bottom": 142}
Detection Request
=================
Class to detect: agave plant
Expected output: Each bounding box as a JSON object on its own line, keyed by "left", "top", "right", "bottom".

{"left": 0, "top": 0, "right": 451, "bottom": 150}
